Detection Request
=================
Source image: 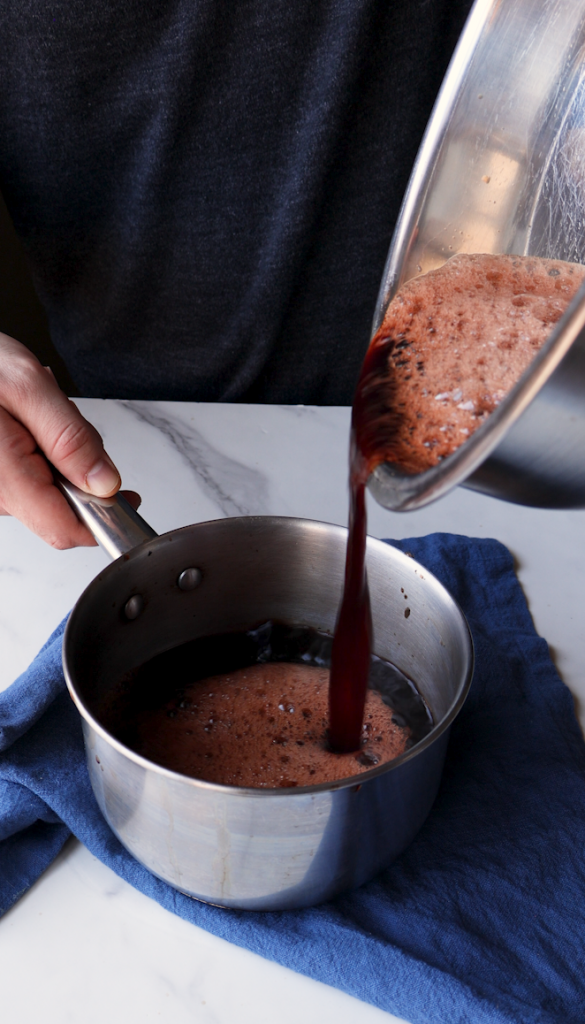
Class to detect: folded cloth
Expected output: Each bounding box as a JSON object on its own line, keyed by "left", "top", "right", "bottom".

{"left": 1, "top": 534, "right": 585, "bottom": 1024}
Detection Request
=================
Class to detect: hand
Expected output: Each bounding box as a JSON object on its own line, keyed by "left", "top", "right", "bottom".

{"left": 0, "top": 331, "right": 134, "bottom": 548}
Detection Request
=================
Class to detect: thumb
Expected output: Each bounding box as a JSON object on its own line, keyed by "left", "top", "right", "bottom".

{"left": 3, "top": 344, "right": 120, "bottom": 496}
{"left": 44, "top": 401, "right": 121, "bottom": 497}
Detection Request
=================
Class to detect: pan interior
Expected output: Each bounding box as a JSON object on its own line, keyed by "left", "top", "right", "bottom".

{"left": 64, "top": 517, "right": 472, "bottom": 748}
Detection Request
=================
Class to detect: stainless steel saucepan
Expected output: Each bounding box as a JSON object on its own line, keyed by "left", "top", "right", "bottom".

{"left": 60, "top": 481, "right": 473, "bottom": 910}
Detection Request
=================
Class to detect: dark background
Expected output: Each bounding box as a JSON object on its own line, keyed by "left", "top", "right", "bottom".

{"left": 0, "top": 191, "right": 79, "bottom": 395}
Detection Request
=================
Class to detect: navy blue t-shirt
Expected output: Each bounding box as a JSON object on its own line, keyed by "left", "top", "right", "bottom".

{"left": 0, "top": 1, "right": 473, "bottom": 403}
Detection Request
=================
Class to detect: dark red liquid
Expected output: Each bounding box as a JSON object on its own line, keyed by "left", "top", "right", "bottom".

{"left": 102, "top": 623, "right": 433, "bottom": 786}
{"left": 328, "top": 329, "right": 401, "bottom": 753}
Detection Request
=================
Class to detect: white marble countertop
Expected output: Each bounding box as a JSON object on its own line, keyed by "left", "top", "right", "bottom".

{"left": 1, "top": 399, "right": 584, "bottom": 1024}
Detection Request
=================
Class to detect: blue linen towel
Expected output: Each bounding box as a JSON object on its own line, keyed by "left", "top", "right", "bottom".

{"left": 1, "top": 534, "right": 584, "bottom": 1024}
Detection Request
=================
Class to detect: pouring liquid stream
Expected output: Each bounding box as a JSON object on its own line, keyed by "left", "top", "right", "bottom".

{"left": 329, "top": 331, "right": 399, "bottom": 753}
{"left": 327, "top": 251, "right": 585, "bottom": 751}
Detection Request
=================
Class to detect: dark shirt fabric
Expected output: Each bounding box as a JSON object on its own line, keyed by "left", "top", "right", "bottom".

{"left": 0, "top": 0, "right": 473, "bottom": 404}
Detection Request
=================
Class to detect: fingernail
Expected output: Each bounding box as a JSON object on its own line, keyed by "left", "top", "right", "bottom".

{"left": 85, "top": 457, "right": 121, "bottom": 496}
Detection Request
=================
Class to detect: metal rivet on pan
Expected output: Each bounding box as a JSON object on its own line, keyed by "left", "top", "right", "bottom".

{"left": 124, "top": 594, "right": 144, "bottom": 620}
{"left": 177, "top": 567, "right": 202, "bottom": 591}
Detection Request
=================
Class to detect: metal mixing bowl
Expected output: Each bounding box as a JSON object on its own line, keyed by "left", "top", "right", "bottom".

{"left": 370, "top": 0, "right": 585, "bottom": 511}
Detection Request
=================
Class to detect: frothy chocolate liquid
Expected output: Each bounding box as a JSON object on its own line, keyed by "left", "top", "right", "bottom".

{"left": 110, "top": 254, "right": 577, "bottom": 780}
{"left": 328, "top": 252, "right": 585, "bottom": 752}
{"left": 104, "top": 624, "right": 432, "bottom": 787}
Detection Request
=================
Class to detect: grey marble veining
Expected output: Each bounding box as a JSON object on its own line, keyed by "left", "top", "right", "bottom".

{"left": 120, "top": 400, "right": 271, "bottom": 517}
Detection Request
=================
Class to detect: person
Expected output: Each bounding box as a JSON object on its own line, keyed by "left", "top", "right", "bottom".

{"left": 0, "top": 0, "right": 473, "bottom": 549}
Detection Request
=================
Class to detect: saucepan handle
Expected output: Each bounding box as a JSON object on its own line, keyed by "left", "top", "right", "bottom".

{"left": 55, "top": 475, "right": 158, "bottom": 560}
